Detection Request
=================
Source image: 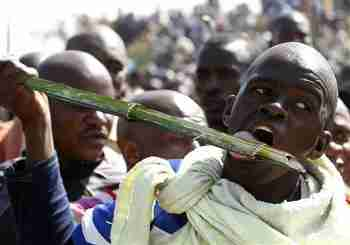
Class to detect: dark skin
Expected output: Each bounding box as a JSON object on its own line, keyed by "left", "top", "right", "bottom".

{"left": 19, "top": 51, "right": 48, "bottom": 69}
{"left": 269, "top": 10, "right": 312, "bottom": 46}
{"left": 66, "top": 25, "right": 128, "bottom": 99}
{"left": 117, "top": 90, "right": 206, "bottom": 170}
{"left": 326, "top": 99, "right": 350, "bottom": 185}
{"left": 222, "top": 42, "right": 337, "bottom": 203}
{"left": 37, "top": 51, "right": 115, "bottom": 162}
{"left": 196, "top": 38, "right": 249, "bottom": 132}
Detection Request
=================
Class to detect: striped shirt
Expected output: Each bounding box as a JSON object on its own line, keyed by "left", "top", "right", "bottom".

{"left": 72, "top": 159, "right": 187, "bottom": 245}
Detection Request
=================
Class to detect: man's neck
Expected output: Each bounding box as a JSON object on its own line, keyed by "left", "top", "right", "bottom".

{"left": 222, "top": 156, "right": 303, "bottom": 203}
{"left": 248, "top": 172, "right": 301, "bottom": 203}
{"left": 58, "top": 154, "right": 103, "bottom": 180}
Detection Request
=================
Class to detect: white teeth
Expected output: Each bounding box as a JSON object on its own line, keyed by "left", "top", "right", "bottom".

{"left": 254, "top": 126, "right": 273, "bottom": 133}
{"left": 233, "top": 131, "right": 257, "bottom": 141}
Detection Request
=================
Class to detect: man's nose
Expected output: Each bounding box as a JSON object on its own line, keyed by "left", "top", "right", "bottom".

{"left": 84, "top": 110, "right": 108, "bottom": 127}
{"left": 327, "top": 141, "right": 346, "bottom": 168}
{"left": 259, "top": 102, "right": 288, "bottom": 120}
{"left": 327, "top": 141, "right": 343, "bottom": 157}
{"left": 201, "top": 72, "right": 220, "bottom": 91}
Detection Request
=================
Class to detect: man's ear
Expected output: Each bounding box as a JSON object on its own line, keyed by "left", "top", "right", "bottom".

{"left": 118, "top": 139, "right": 140, "bottom": 170}
{"left": 309, "top": 130, "right": 332, "bottom": 159}
{"left": 223, "top": 94, "right": 236, "bottom": 127}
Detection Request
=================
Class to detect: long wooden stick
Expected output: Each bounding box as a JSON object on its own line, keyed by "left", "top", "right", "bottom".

{"left": 23, "top": 76, "right": 302, "bottom": 173}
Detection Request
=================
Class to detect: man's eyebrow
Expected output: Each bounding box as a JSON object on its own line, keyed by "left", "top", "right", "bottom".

{"left": 296, "top": 80, "right": 324, "bottom": 101}
{"left": 246, "top": 77, "right": 279, "bottom": 86}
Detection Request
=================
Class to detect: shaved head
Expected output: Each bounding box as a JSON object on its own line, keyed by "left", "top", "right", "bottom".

{"left": 66, "top": 25, "right": 127, "bottom": 68}
{"left": 118, "top": 90, "right": 207, "bottom": 140}
{"left": 20, "top": 51, "right": 49, "bottom": 69}
{"left": 131, "top": 90, "right": 206, "bottom": 122}
{"left": 38, "top": 50, "right": 114, "bottom": 96}
{"left": 269, "top": 10, "right": 311, "bottom": 46}
{"left": 37, "top": 50, "right": 115, "bottom": 162}
{"left": 241, "top": 42, "right": 338, "bottom": 127}
{"left": 118, "top": 90, "right": 206, "bottom": 169}
{"left": 66, "top": 25, "right": 128, "bottom": 98}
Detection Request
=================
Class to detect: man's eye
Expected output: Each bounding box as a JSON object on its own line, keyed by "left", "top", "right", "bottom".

{"left": 334, "top": 132, "right": 349, "bottom": 145}
{"left": 295, "top": 102, "right": 309, "bottom": 111}
{"left": 255, "top": 88, "right": 267, "bottom": 95}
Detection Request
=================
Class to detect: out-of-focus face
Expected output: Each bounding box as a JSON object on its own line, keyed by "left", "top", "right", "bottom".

{"left": 118, "top": 122, "right": 195, "bottom": 170}
{"left": 269, "top": 13, "right": 311, "bottom": 46}
{"left": 326, "top": 101, "right": 350, "bottom": 185}
{"left": 196, "top": 47, "right": 241, "bottom": 132}
{"left": 117, "top": 90, "right": 206, "bottom": 170}
{"left": 91, "top": 48, "right": 127, "bottom": 99}
{"left": 66, "top": 30, "right": 128, "bottom": 99}
{"left": 51, "top": 79, "right": 115, "bottom": 162}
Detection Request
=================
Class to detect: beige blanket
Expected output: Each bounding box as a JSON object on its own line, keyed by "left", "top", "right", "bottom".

{"left": 112, "top": 146, "right": 350, "bottom": 245}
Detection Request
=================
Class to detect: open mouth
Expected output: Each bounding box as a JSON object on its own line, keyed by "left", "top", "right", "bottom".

{"left": 230, "top": 129, "right": 305, "bottom": 173}
{"left": 253, "top": 126, "right": 274, "bottom": 146}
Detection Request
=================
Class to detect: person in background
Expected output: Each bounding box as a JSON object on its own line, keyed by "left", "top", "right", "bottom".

{"left": 195, "top": 34, "right": 251, "bottom": 132}
{"left": 36, "top": 51, "right": 126, "bottom": 203}
{"left": 66, "top": 25, "right": 129, "bottom": 100}
{"left": 117, "top": 89, "right": 207, "bottom": 170}
{"left": 326, "top": 98, "right": 350, "bottom": 190}
{"left": 268, "top": 10, "right": 312, "bottom": 46}
{"left": 20, "top": 52, "right": 49, "bottom": 69}
{"left": 66, "top": 24, "right": 131, "bottom": 151}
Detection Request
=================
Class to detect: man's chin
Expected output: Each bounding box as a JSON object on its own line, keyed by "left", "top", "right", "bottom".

{"left": 225, "top": 153, "right": 291, "bottom": 185}
{"left": 79, "top": 146, "right": 105, "bottom": 162}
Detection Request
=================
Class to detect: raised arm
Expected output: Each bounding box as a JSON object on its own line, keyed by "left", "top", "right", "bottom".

{"left": 0, "top": 59, "right": 75, "bottom": 245}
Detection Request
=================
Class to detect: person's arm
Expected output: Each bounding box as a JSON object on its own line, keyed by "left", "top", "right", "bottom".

{"left": 0, "top": 59, "right": 75, "bottom": 245}
{"left": 6, "top": 154, "right": 75, "bottom": 245}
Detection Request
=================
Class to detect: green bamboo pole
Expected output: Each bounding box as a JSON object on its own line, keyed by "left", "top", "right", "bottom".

{"left": 23, "top": 76, "right": 302, "bottom": 173}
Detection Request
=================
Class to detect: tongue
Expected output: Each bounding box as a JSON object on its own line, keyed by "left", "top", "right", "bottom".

{"left": 229, "top": 131, "right": 259, "bottom": 159}
{"left": 233, "top": 131, "right": 258, "bottom": 141}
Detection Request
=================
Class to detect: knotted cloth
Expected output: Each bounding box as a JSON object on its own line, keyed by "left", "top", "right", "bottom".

{"left": 111, "top": 146, "right": 350, "bottom": 245}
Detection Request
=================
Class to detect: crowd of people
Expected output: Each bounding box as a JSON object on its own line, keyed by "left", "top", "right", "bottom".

{"left": 1, "top": 0, "right": 350, "bottom": 244}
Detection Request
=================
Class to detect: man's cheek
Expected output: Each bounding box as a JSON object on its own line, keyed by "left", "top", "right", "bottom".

{"left": 342, "top": 164, "right": 350, "bottom": 185}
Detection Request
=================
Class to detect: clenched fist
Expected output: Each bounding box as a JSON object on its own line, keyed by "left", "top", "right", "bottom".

{"left": 0, "top": 58, "right": 54, "bottom": 162}
{"left": 0, "top": 58, "right": 50, "bottom": 129}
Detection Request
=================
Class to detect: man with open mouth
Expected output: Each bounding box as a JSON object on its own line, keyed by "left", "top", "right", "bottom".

{"left": 1, "top": 42, "right": 350, "bottom": 244}
{"left": 219, "top": 41, "right": 337, "bottom": 203}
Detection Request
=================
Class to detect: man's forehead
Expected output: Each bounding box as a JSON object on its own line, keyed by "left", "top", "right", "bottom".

{"left": 245, "top": 64, "right": 323, "bottom": 88}
{"left": 198, "top": 49, "right": 239, "bottom": 68}
{"left": 243, "top": 45, "right": 332, "bottom": 88}
{"left": 242, "top": 60, "right": 328, "bottom": 103}
{"left": 244, "top": 75, "right": 325, "bottom": 99}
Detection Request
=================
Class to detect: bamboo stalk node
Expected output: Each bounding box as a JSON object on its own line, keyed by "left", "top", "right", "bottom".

{"left": 252, "top": 143, "right": 265, "bottom": 157}
{"left": 126, "top": 103, "right": 141, "bottom": 120}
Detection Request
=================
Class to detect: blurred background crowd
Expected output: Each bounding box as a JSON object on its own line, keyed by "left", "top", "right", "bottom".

{"left": 3, "top": 0, "right": 350, "bottom": 104}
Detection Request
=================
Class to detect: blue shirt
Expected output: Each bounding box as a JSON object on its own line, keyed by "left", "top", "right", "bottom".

{"left": 6, "top": 156, "right": 186, "bottom": 245}
{"left": 72, "top": 159, "right": 187, "bottom": 244}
